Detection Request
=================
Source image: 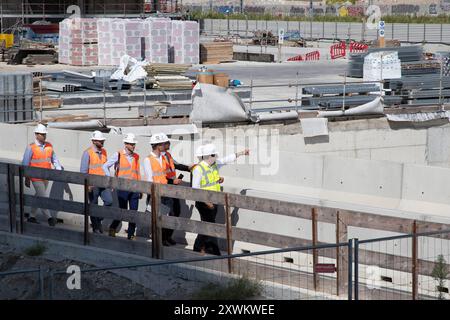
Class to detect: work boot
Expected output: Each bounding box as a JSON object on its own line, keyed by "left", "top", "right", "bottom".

{"left": 97, "top": 224, "right": 103, "bottom": 234}
{"left": 27, "top": 217, "right": 39, "bottom": 224}
{"left": 127, "top": 235, "right": 136, "bottom": 240}
{"left": 167, "top": 238, "right": 176, "bottom": 246}
{"left": 162, "top": 240, "right": 171, "bottom": 246}
{"left": 108, "top": 228, "right": 116, "bottom": 237}
{"left": 48, "top": 217, "right": 57, "bottom": 227}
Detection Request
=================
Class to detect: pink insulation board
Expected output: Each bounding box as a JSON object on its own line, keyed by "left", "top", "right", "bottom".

{"left": 58, "top": 18, "right": 98, "bottom": 66}
{"left": 143, "top": 18, "right": 171, "bottom": 63}
{"left": 97, "top": 18, "right": 127, "bottom": 66}
{"left": 170, "top": 20, "right": 199, "bottom": 64}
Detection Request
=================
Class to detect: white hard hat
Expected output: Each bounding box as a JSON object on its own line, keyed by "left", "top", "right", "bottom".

{"left": 91, "top": 130, "right": 106, "bottom": 141}
{"left": 196, "top": 143, "right": 218, "bottom": 157}
{"left": 149, "top": 133, "right": 169, "bottom": 145}
{"left": 34, "top": 123, "right": 48, "bottom": 134}
{"left": 123, "top": 133, "right": 138, "bottom": 144}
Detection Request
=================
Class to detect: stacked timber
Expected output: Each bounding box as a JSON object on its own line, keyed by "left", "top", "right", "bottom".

{"left": 200, "top": 42, "right": 234, "bottom": 64}
{"left": 144, "top": 63, "right": 192, "bottom": 89}
{"left": 144, "top": 63, "right": 191, "bottom": 77}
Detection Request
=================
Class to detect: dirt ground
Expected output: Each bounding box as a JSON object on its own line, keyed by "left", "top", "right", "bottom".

{"left": 0, "top": 244, "right": 201, "bottom": 300}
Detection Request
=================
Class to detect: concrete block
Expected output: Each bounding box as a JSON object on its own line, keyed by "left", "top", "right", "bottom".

{"left": 354, "top": 128, "right": 427, "bottom": 150}
{"left": 304, "top": 131, "right": 356, "bottom": 153}
{"left": 402, "top": 164, "right": 450, "bottom": 205}
{"left": 426, "top": 126, "right": 450, "bottom": 165}
{"left": 322, "top": 156, "right": 403, "bottom": 199}
{"left": 370, "top": 145, "right": 427, "bottom": 165}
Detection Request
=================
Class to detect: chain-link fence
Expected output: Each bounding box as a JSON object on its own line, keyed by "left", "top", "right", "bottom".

{"left": 354, "top": 229, "right": 450, "bottom": 300}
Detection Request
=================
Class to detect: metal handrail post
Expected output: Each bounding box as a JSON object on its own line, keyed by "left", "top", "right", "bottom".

{"left": 354, "top": 238, "right": 359, "bottom": 300}
{"left": 348, "top": 239, "right": 353, "bottom": 300}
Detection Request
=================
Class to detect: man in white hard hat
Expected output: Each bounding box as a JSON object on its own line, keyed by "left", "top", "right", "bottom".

{"left": 160, "top": 133, "right": 194, "bottom": 246}
{"left": 22, "top": 123, "right": 63, "bottom": 227}
{"left": 144, "top": 133, "right": 182, "bottom": 246}
{"left": 103, "top": 133, "right": 142, "bottom": 240}
{"left": 192, "top": 143, "right": 249, "bottom": 255}
{"left": 80, "top": 131, "right": 113, "bottom": 234}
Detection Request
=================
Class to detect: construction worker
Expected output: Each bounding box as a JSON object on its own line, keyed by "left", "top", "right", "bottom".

{"left": 80, "top": 131, "right": 112, "bottom": 234}
{"left": 162, "top": 134, "right": 193, "bottom": 245}
{"left": 103, "top": 133, "right": 141, "bottom": 240}
{"left": 143, "top": 133, "right": 181, "bottom": 246}
{"left": 22, "top": 123, "right": 62, "bottom": 227}
{"left": 192, "top": 143, "right": 249, "bottom": 255}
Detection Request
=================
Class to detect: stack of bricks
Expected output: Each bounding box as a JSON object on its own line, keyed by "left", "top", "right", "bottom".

{"left": 170, "top": 20, "right": 199, "bottom": 64}
{"left": 143, "top": 18, "right": 171, "bottom": 64}
{"left": 58, "top": 18, "right": 98, "bottom": 66}
{"left": 97, "top": 19, "right": 127, "bottom": 66}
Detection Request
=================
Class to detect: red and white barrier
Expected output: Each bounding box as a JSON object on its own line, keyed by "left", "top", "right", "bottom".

{"left": 305, "top": 50, "right": 320, "bottom": 61}
{"left": 330, "top": 41, "right": 346, "bottom": 60}
{"left": 287, "top": 54, "right": 304, "bottom": 62}
{"left": 349, "top": 41, "right": 369, "bottom": 54}
{"left": 287, "top": 50, "right": 320, "bottom": 62}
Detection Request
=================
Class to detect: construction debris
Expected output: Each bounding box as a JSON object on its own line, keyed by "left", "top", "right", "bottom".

{"left": 200, "top": 42, "right": 234, "bottom": 64}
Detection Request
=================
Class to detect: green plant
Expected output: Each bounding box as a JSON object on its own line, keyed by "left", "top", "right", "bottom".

{"left": 24, "top": 242, "right": 47, "bottom": 256}
{"left": 192, "top": 276, "right": 263, "bottom": 300}
{"left": 431, "top": 254, "right": 449, "bottom": 300}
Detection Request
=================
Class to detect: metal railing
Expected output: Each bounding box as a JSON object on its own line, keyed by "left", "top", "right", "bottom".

{"left": 0, "top": 267, "right": 44, "bottom": 299}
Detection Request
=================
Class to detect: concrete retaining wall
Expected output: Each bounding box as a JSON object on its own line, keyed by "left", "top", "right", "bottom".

{"left": 1, "top": 121, "right": 450, "bottom": 248}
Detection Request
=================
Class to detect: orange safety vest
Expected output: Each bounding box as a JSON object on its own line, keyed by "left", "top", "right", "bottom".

{"left": 86, "top": 147, "right": 107, "bottom": 176}
{"left": 148, "top": 154, "right": 168, "bottom": 184}
{"left": 29, "top": 142, "right": 53, "bottom": 182}
{"left": 163, "top": 152, "right": 176, "bottom": 179}
{"left": 116, "top": 150, "right": 140, "bottom": 180}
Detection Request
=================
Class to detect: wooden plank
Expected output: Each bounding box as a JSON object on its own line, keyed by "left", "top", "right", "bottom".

{"left": 312, "top": 208, "right": 319, "bottom": 290}
{"left": 412, "top": 220, "right": 418, "bottom": 300}
{"left": 225, "top": 194, "right": 233, "bottom": 273}
{"left": 227, "top": 193, "right": 313, "bottom": 221}
{"left": 336, "top": 211, "right": 348, "bottom": 297}
{"left": 23, "top": 195, "right": 84, "bottom": 214}
{"left": 0, "top": 163, "right": 7, "bottom": 174}
{"left": 151, "top": 184, "right": 162, "bottom": 259}
{"left": 89, "top": 205, "right": 148, "bottom": 225}
{"left": 7, "top": 164, "right": 16, "bottom": 233}
{"left": 232, "top": 227, "right": 314, "bottom": 249}
{"left": 159, "top": 184, "right": 226, "bottom": 205}
{"left": 160, "top": 215, "right": 227, "bottom": 239}
{"left": 83, "top": 179, "right": 89, "bottom": 246}
{"left": 23, "top": 166, "right": 86, "bottom": 185}
{"left": 87, "top": 175, "right": 153, "bottom": 195}
{"left": 18, "top": 167, "right": 24, "bottom": 234}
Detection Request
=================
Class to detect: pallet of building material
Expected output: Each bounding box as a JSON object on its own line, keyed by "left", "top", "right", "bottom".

{"left": 33, "top": 96, "right": 62, "bottom": 109}
{"left": 154, "top": 75, "right": 193, "bottom": 89}
{"left": 144, "top": 63, "right": 192, "bottom": 76}
{"left": 200, "top": 42, "right": 234, "bottom": 64}
{"left": 23, "top": 54, "right": 57, "bottom": 65}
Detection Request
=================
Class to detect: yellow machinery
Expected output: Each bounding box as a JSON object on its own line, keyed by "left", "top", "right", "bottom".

{"left": 0, "top": 34, "right": 14, "bottom": 48}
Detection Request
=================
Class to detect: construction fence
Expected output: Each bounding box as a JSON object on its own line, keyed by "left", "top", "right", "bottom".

{"left": 1, "top": 162, "right": 450, "bottom": 300}
{"left": 201, "top": 18, "right": 450, "bottom": 44}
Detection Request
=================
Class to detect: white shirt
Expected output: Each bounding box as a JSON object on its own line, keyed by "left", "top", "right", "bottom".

{"left": 143, "top": 152, "right": 164, "bottom": 182}
{"left": 192, "top": 153, "right": 237, "bottom": 189}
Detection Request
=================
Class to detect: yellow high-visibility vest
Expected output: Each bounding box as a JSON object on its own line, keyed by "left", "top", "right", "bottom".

{"left": 198, "top": 161, "right": 221, "bottom": 192}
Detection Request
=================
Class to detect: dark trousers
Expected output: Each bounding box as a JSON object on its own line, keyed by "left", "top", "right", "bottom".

{"left": 110, "top": 190, "right": 140, "bottom": 238}
{"left": 89, "top": 187, "right": 113, "bottom": 231}
{"left": 193, "top": 201, "right": 221, "bottom": 256}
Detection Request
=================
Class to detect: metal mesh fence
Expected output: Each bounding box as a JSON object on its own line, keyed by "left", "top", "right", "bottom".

{"left": 47, "top": 243, "right": 351, "bottom": 300}
{"left": 0, "top": 268, "right": 44, "bottom": 300}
